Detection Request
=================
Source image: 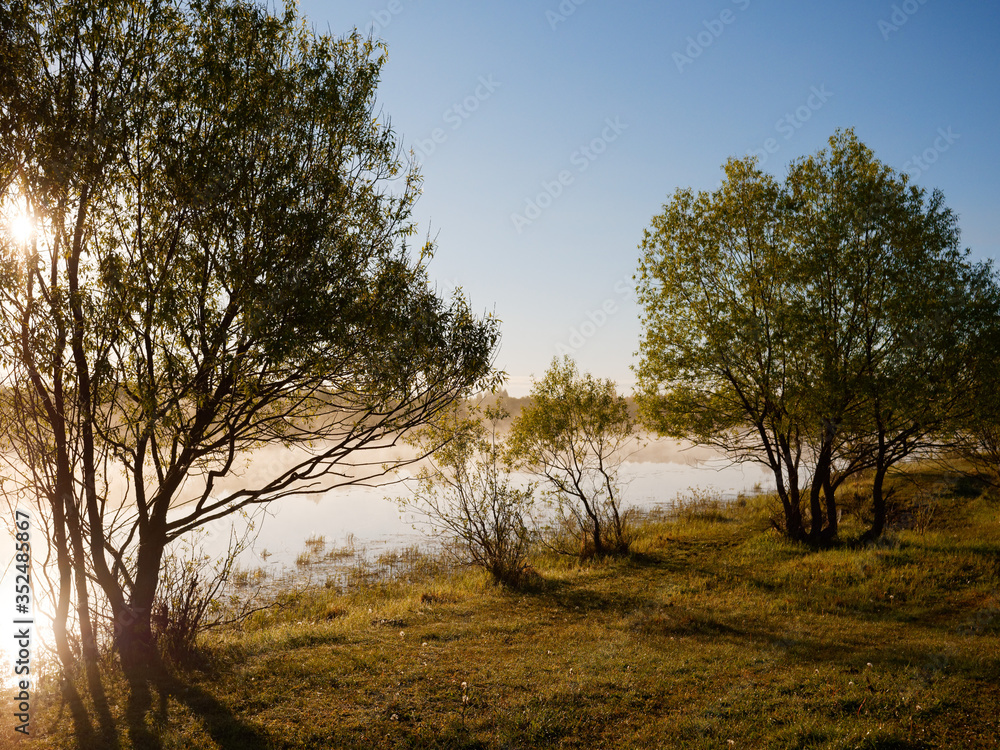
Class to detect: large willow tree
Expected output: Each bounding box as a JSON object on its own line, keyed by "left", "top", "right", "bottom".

{"left": 636, "top": 129, "right": 999, "bottom": 543}
{"left": 0, "top": 0, "right": 499, "bottom": 675}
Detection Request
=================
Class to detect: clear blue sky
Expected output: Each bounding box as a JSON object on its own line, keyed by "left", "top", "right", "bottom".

{"left": 299, "top": 0, "right": 1000, "bottom": 395}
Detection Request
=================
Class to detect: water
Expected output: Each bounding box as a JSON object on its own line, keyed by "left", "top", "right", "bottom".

{"left": 199, "top": 439, "right": 773, "bottom": 583}
{"left": 0, "top": 438, "right": 773, "bottom": 686}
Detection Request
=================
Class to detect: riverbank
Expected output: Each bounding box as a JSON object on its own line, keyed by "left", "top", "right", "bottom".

{"left": 27, "top": 471, "right": 1000, "bottom": 749}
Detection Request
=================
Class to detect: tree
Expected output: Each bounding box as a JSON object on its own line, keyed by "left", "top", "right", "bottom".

{"left": 0, "top": 0, "right": 499, "bottom": 677}
{"left": 635, "top": 157, "right": 812, "bottom": 539}
{"left": 636, "top": 129, "right": 1000, "bottom": 543}
{"left": 784, "top": 134, "right": 999, "bottom": 541}
{"left": 956, "top": 316, "right": 1000, "bottom": 487}
{"left": 509, "top": 356, "right": 635, "bottom": 557}
{"left": 402, "top": 403, "right": 534, "bottom": 587}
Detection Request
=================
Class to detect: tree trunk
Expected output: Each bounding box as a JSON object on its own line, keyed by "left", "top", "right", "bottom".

{"left": 590, "top": 511, "right": 604, "bottom": 557}
{"left": 865, "top": 465, "right": 889, "bottom": 542}
{"left": 115, "top": 537, "right": 165, "bottom": 672}
{"left": 787, "top": 499, "right": 805, "bottom": 540}
{"left": 862, "top": 426, "right": 890, "bottom": 543}
{"left": 808, "top": 466, "right": 825, "bottom": 542}
{"left": 761, "top": 427, "right": 799, "bottom": 538}
{"left": 64, "top": 494, "right": 112, "bottom": 717}
{"left": 62, "top": 495, "right": 98, "bottom": 661}
{"left": 50, "top": 492, "right": 77, "bottom": 671}
{"left": 777, "top": 438, "right": 806, "bottom": 540}
{"left": 822, "top": 473, "right": 838, "bottom": 542}
{"left": 609, "top": 497, "right": 625, "bottom": 549}
{"left": 809, "top": 433, "right": 833, "bottom": 544}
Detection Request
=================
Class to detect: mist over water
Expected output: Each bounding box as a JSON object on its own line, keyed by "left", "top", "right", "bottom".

{"left": 199, "top": 437, "right": 772, "bottom": 573}
{"left": 0, "top": 437, "right": 771, "bottom": 684}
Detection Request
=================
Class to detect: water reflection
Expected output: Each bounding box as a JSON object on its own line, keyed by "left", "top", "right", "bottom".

{"left": 202, "top": 443, "right": 772, "bottom": 579}
{"left": 0, "top": 442, "right": 772, "bottom": 684}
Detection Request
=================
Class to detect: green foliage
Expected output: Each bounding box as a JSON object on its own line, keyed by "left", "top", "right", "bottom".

{"left": 952, "top": 305, "right": 1000, "bottom": 486}
{"left": 509, "top": 356, "right": 636, "bottom": 557}
{"left": 0, "top": 0, "right": 499, "bottom": 672}
{"left": 403, "top": 402, "right": 535, "bottom": 588}
{"left": 636, "top": 128, "right": 1000, "bottom": 542}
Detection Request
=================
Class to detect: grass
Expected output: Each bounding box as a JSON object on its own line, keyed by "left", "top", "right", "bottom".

{"left": 230, "top": 566, "right": 268, "bottom": 588}
{"left": 23, "top": 469, "right": 1000, "bottom": 749}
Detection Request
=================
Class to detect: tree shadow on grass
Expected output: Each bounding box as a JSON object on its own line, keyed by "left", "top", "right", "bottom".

{"left": 117, "top": 655, "right": 271, "bottom": 750}
{"left": 58, "top": 679, "right": 99, "bottom": 750}
{"left": 519, "top": 569, "right": 653, "bottom": 617}
{"left": 630, "top": 601, "right": 1000, "bottom": 682}
{"left": 49, "top": 668, "right": 120, "bottom": 750}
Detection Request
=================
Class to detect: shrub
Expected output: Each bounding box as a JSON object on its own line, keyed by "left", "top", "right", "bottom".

{"left": 402, "top": 403, "right": 535, "bottom": 587}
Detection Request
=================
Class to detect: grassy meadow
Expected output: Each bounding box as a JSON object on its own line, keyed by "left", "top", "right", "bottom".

{"left": 24, "top": 467, "right": 1000, "bottom": 749}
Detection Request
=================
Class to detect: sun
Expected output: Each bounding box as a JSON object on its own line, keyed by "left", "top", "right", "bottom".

{"left": 8, "top": 212, "right": 34, "bottom": 244}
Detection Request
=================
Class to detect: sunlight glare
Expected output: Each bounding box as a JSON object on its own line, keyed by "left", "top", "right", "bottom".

{"left": 8, "top": 212, "right": 34, "bottom": 244}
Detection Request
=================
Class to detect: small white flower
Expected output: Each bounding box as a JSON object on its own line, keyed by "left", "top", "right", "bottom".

{"left": 399, "top": 631, "right": 405, "bottom": 637}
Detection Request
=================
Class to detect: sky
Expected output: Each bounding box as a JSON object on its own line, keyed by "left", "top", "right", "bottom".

{"left": 4, "top": 0, "right": 1000, "bottom": 674}
{"left": 297, "top": 0, "right": 1000, "bottom": 396}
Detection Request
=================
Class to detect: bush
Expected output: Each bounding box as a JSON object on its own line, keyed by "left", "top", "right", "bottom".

{"left": 509, "top": 357, "right": 637, "bottom": 558}
{"left": 402, "top": 403, "right": 535, "bottom": 587}
{"left": 152, "top": 522, "right": 262, "bottom": 657}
